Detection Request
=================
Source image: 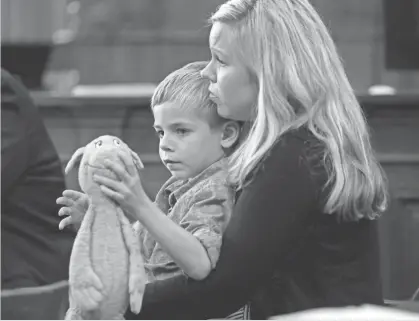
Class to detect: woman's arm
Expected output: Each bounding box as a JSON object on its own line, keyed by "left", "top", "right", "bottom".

{"left": 126, "top": 134, "right": 320, "bottom": 319}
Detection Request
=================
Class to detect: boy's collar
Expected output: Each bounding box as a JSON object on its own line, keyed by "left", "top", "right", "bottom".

{"left": 165, "top": 157, "right": 228, "bottom": 195}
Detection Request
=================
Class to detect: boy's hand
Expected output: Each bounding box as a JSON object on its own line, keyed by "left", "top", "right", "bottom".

{"left": 56, "top": 190, "right": 89, "bottom": 230}
{"left": 92, "top": 154, "right": 150, "bottom": 222}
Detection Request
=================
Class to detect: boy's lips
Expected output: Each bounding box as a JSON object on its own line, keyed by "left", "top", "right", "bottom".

{"left": 164, "top": 159, "right": 180, "bottom": 165}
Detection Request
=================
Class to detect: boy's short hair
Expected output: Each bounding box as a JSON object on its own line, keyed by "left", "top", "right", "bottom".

{"left": 151, "top": 61, "right": 222, "bottom": 126}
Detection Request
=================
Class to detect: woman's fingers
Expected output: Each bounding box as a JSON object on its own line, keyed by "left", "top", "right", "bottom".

{"left": 59, "top": 216, "right": 73, "bottom": 230}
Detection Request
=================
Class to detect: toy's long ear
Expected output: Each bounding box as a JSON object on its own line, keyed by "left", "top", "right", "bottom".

{"left": 130, "top": 150, "right": 144, "bottom": 173}
{"left": 65, "top": 147, "right": 86, "bottom": 174}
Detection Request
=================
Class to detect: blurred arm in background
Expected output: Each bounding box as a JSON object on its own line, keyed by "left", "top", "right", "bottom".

{"left": 1, "top": 69, "right": 75, "bottom": 290}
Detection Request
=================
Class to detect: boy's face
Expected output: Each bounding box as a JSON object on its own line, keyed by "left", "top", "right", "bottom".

{"left": 153, "top": 101, "right": 225, "bottom": 180}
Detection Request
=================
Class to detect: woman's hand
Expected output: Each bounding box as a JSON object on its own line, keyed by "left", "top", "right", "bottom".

{"left": 93, "top": 153, "right": 151, "bottom": 222}
{"left": 56, "top": 190, "right": 89, "bottom": 230}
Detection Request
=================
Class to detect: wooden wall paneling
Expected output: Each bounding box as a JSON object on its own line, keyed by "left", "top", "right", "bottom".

{"left": 380, "top": 71, "right": 419, "bottom": 93}
{"left": 369, "top": 111, "right": 419, "bottom": 155}
{"left": 1, "top": 0, "right": 67, "bottom": 43}
{"left": 156, "top": 43, "right": 210, "bottom": 80}
{"left": 316, "top": 0, "right": 380, "bottom": 42}
{"left": 312, "top": 0, "right": 419, "bottom": 92}
{"left": 71, "top": 42, "right": 210, "bottom": 85}
{"left": 76, "top": 0, "right": 122, "bottom": 40}
{"left": 337, "top": 41, "right": 375, "bottom": 92}
{"left": 121, "top": 108, "right": 158, "bottom": 155}
{"left": 1, "top": 0, "right": 12, "bottom": 41}
{"left": 382, "top": 165, "right": 419, "bottom": 199}
{"left": 162, "top": 0, "right": 224, "bottom": 31}
{"left": 40, "top": 108, "right": 82, "bottom": 162}
{"left": 75, "top": 45, "right": 116, "bottom": 84}
{"left": 365, "top": 102, "right": 419, "bottom": 300}
{"left": 378, "top": 195, "right": 419, "bottom": 299}
{"left": 47, "top": 0, "right": 218, "bottom": 85}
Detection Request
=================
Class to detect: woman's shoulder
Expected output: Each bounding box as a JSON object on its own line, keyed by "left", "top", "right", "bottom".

{"left": 265, "top": 127, "right": 324, "bottom": 169}
{"left": 251, "top": 126, "right": 328, "bottom": 192}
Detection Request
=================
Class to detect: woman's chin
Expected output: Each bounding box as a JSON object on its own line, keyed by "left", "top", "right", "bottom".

{"left": 216, "top": 104, "right": 230, "bottom": 119}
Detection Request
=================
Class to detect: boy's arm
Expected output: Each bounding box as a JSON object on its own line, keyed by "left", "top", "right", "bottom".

{"left": 177, "top": 182, "right": 233, "bottom": 272}
{"left": 137, "top": 200, "right": 212, "bottom": 281}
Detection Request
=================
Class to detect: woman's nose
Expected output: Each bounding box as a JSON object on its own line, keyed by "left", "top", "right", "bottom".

{"left": 201, "top": 62, "right": 216, "bottom": 83}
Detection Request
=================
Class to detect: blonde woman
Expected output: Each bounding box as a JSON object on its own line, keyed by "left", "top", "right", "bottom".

{"left": 99, "top": 0, "right": 388, "bottom": 319}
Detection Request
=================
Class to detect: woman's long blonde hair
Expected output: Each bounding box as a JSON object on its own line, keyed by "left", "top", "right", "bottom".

{"left": 210, "top": 0, "right": 388, "bottom": 221}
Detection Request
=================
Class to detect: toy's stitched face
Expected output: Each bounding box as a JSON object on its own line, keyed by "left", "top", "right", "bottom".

{"left": 78, "top": 135, "right": 135, "bottom": 193}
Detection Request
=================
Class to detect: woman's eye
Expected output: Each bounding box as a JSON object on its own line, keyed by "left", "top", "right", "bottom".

{"left": 215, "top": 56, "right": 225, "bottom": 65}
{"left": 95, "top": 140, "right": 102, "bottom": 148}
{"left": 113, "top": 139, "right": 121, "bottom": 146}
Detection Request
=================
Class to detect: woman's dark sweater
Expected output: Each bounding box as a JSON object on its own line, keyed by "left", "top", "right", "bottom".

{"left": 126, "top": 127, "right": 383, "bottom": 319}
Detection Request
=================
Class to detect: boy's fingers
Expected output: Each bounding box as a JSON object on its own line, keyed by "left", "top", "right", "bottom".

{"left": 63, "top": 189, "right": 84, "bottom": 200}
{"left": 94, "top": 175, "right": 121, "bottom": 191}
{"left": 56, "top": 197, "right": 74, "bottom": 207}
{"left": 103, "top": 159, "right": 130, "bottom": 183}
{"left": 58, "top": 207, "right": 71, "bottom": 217}
{"left": 118, "top": 153, "right": 136, "bottom": 177}
{"left": 100, "top": 185, "right": 124, "bottom": 202}
{"left": 59, "top": 217, "right": 73, "bottom": 230}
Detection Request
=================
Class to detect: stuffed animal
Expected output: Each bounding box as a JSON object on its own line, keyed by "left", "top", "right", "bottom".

{"left": 64, "top": 135, "right": 146, "bottom": 320}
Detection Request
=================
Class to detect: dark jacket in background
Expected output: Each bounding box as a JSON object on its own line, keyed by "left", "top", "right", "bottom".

{"left": 1, "top": 69, "right": 75, "bottom": 289}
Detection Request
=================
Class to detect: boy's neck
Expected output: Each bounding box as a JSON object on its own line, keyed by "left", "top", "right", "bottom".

{"left": 181, "top": 156, "right": 226, "bottom": 182}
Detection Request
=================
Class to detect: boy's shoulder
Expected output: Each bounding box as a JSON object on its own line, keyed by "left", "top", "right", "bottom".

{"left": 187, "top": 158, "right": 231, "bottom": 192}
{"left": 183, "top": 163, "right": 234, "bottom": 206}
{"left": 191, "top": 163, "right": 230, "bottom": 193}
{"left": 163, "top": 158, "right": 233, "bottom": 205}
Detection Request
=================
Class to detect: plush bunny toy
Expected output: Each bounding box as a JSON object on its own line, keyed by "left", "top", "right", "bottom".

{"left": 64, "top": 135, "right": 146, "bottom": 320}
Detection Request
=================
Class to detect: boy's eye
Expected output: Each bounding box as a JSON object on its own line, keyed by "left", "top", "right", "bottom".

{"left": 155, "top": 130, "right": 164, "bottom": 138}
{"left": 176, "top": 128, "right": 189, "bottom": 136}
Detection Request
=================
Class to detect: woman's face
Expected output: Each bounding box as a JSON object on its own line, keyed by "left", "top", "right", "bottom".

{"left": 201, "top": 22, "right": 258, "bottom": 122}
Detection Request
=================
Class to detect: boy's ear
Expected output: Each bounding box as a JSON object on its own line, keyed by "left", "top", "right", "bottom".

{"left": 221, "top": 121, "right": 241, "bottom": 149}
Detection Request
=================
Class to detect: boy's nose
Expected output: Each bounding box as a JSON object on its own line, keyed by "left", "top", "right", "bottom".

{"left": 160, "top": 144, "right": 172, "bottom": 152}
{"left": 159, "top": 138, "right": 174, "bottom": 152}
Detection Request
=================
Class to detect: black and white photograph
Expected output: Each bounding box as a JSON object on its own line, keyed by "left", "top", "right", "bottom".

{"left": 1, "top": 0, "right": 419, "bottom": 319}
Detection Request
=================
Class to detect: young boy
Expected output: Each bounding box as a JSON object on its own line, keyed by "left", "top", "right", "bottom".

{"left": 136, "top": 61, "right": 241, "bottom": 282}
{"left": 57, "top": 61, "right": 249, "bottom": 318}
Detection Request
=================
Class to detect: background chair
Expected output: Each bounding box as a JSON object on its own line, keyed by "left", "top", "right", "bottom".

{"left": 1, "top": 280, "right": 69, "bottom": 320}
